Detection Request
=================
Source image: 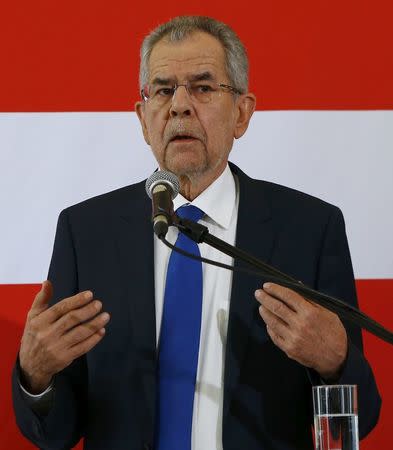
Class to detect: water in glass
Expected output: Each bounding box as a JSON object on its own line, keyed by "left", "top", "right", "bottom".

{"left": 314, "top": 413, "right": 359, "bottom": 450}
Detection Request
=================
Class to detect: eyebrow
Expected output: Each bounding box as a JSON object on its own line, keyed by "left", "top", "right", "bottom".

{"left": 189, "top": 72, "right": 215, "bottom": 82}
{"left": 150, "top": 71, "right": 215, "bottom": 85}
{"left": 150, "top": 77, "right": 174, "bottom": 86}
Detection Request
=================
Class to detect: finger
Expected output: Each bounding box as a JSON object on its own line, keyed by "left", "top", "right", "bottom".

{"left": 29, "top": 280, "right": 53, "bottom": 317}
{"left": 258, "top": 304, "right": 290, "bottom": 338}
{"left": 52, "top": 300, "right": 104, "bottom": 335}
{"left": 308, "top": 299, "right": 327, "bottom": 311}
{"left": 62, "top": 312, "right": 110, "bottom": 346}
{"left": 266, "top": 324, "right": 286, "bottom": 347}
{"left": 68, "top": 328, "right": 107, "bottom": 360}
{"left": 41, "top": 290, "right": 95, "bottom": 324}
{"left": 255, "top": 289, "right": 295, "bottom": 324}
{"left": 263, "top": 282, "right": 310, "bottom": 312}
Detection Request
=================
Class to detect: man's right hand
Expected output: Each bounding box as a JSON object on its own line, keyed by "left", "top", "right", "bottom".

{"left": 19, "top": 280, "right": 110, "bottom": 394}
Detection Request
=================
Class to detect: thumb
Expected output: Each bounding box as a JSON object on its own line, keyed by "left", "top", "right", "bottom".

{"left": 30, "top": 280, "right": 53, "bottom": 314}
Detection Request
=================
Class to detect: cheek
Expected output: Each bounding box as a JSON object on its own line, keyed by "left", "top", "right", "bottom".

{"left": 202, "top": 115, "right": 235, "bottom": 153}
{"left": 144, "top": 115, "right": 167, "bottom": 149}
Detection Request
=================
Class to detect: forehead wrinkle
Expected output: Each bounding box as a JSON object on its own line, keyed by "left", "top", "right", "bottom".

{"left": 150, "top": 71, "right": 215, "bottom": 86}
{"left": 150, "top": 56, "right": 220, "bottom": 72}
{"left": 149, "top": 61, "right": 223, "bottom": 84}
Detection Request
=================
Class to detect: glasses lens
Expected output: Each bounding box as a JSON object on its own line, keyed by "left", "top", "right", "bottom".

{"left": 188, "top": 82, "right": 217, "bottom": 103}
{"left": 143, "top": 84, "right": 174, "bottom": 105}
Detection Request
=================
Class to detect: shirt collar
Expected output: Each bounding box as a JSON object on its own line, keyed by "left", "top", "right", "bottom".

{"left": 173, "top": 164, "right": 236, "bottom": 230}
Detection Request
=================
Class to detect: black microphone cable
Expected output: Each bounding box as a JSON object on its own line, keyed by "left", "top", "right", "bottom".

{"left": 159, "top": 235, "right": 393, "bottom": 345}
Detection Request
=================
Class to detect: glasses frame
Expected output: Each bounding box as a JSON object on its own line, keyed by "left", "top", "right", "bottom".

{"left": 140, "top": 82, "right": 242, "bottom": 104}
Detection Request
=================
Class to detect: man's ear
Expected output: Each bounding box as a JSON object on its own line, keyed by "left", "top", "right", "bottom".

{"left": 234, "top": 93, "right": 256, "bottom": 139}
{"left": 135, "top": 101, "right": 151, "bottom": 145}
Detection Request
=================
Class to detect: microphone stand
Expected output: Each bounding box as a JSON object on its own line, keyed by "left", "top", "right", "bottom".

{"left": 162, "top": 215, "right": 393, "bottom": 345}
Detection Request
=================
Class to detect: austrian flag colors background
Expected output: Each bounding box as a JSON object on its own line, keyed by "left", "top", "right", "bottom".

{"left": 1, "top": 1, "right": 392, "bottom": 448}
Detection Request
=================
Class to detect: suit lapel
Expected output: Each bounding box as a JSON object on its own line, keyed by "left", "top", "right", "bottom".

{"left": 223, "top": 164, "right": 276, "bottom": 420}
{"left": 115, "top": 184, "right": 157, "bottom": 437}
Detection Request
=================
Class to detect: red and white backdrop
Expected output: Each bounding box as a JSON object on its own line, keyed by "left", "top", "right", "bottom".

{"left": 1, "top": 1, "right": 392, "bottom": 448}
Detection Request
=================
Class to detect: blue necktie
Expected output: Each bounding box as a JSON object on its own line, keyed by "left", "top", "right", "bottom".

{"left": 155, "top": 205, "right": 204, "bottom": 450}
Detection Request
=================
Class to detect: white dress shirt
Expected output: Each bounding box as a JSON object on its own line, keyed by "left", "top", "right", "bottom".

{"left": 154, "top": 164, "right": 239, "bottom": 450}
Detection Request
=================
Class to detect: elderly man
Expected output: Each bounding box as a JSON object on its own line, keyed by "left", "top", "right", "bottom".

{"left": 13, "top": 16, "right": 380, "bottom": 450}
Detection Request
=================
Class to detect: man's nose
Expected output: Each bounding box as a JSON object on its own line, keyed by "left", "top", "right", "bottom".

{"left": 169, "top": 85, "right": 193, "bottom": 117}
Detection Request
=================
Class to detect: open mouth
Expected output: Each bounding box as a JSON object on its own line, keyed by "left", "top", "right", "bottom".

{"left": 171, "top": 135, "right": 196, "bottom": 142}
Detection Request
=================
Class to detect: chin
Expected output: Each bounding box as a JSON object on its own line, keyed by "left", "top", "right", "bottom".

{"left": 165, "top": 154, "right": 208, "bottom": 178}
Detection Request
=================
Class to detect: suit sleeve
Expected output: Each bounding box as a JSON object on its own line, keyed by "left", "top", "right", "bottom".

{"left": 312, "top": 206, "right": 381, "bottom": 438}
{"left": 12, "top": 209, "right": 87, "bottom": 450}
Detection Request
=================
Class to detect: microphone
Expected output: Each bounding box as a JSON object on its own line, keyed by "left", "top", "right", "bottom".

{"left": 145, "top": 170, "right": 180, "bottom": 238}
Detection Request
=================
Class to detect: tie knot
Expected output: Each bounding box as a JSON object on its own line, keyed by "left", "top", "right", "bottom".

{"left": 176, "top": 204, "right": 204, "bottom": 222}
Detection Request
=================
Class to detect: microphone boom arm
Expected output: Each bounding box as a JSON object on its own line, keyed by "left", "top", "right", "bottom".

{"left": 171, "top": 215, "right": 393, "bottom": 345}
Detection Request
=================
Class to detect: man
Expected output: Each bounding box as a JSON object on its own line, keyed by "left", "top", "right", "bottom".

{"left": 13, "top": 16, "right": 380, "bottom": 450}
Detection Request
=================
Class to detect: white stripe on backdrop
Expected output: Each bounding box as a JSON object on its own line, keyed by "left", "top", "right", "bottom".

{"left": 1, "top": 111, "right": 392, "bottom": 283}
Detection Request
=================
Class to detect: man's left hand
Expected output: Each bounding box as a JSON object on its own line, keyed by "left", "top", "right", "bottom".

{"left": 255, "top": 282, "right": 348, "bottom": 381}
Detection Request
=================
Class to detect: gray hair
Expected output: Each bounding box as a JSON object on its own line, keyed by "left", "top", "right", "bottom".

{"left": 139, "top": 16, "right": 249, "bottom": 94}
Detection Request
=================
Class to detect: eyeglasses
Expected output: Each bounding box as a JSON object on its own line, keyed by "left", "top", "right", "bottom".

{"left": 140, "top": 81, "right": 242, "bottom": 106}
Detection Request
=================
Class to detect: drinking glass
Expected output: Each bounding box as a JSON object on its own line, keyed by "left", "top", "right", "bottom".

{"left": 312, "top": 384, "right": 359, "bottom": 450}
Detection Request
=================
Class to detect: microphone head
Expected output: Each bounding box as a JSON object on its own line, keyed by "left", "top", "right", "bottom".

{"left": 145, "top": 170, "right": 180, "bottom": 199}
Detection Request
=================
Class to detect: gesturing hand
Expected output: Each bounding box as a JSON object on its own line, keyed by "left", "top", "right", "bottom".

{"left": 255, "top": 282, "right": 348, "bottom": 381}
{"left": 19, "top": 280, "right": 110, "bottom": 393}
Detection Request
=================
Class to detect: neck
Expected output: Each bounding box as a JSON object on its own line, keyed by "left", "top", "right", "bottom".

{"left": 178, "top": 164, "right": 227, "bottom": 201}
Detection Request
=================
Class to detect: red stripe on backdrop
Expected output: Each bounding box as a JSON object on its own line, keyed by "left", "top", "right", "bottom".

{"left": 1, "top": 1, "right": 393, "bottom": 112}
{"left": 1, "top": 281, "right": 392, "bottom": 449}
{"left": 357, "top": 280, "right": 393, "bottom": 449}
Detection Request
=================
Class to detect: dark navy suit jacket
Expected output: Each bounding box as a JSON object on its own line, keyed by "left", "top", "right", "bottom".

{"left": 12, "top": 163, "right": 381, "bottom": 449}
